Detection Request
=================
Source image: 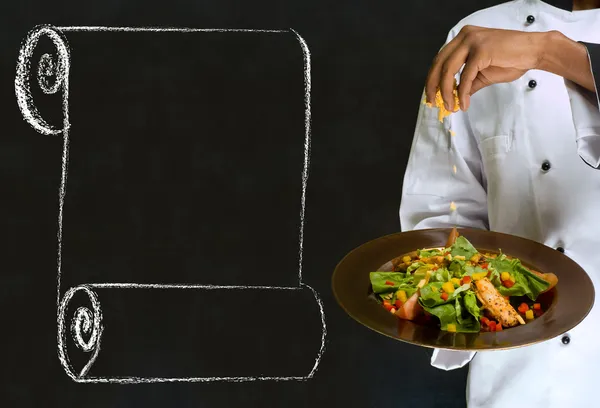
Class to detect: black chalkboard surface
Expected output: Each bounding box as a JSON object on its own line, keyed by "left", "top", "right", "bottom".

{"left": 1, "top": 0, "right": 499, "bottom": 407}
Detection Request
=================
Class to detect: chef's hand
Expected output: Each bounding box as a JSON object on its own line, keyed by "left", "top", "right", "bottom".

{"left": 425, "top": 25, "right": 595, "bottom": 112}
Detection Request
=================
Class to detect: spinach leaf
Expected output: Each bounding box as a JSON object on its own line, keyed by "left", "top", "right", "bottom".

{"left": 448, "top": 260, "right": 465, "bottom": 278}
{"left": 425, "top": 303, "right": 458, "bottom": 331}
{"left": 449, "top": 236, "right": 478, "bottom": 259}
{"left": 423, "top": 298, "right": 480, "bottom": 333}
{"left": 369, "top": 272, "right": 414, "bottom": 294}
{"left": 418, "top": 283, "right": 470, "bottom": 308}
{"left": 418, "top": 282, "right": 445, "bottom": 307}
{"left": 463, "top": 264, "right": 487, "bottom": 277}
{"left": 431, "top": 267, "right": 452, "bottom": 283}
{"left": 463, "top": 290, "right": 481, "bottom": 320}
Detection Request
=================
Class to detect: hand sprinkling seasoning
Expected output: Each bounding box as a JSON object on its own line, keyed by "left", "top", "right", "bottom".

{"left": 423, "top": 79, "right": 461, "bottom": 123}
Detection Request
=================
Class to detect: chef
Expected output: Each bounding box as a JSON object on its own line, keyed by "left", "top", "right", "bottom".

{"left": 400, "top": 0, "right": 600, "bottom": 406}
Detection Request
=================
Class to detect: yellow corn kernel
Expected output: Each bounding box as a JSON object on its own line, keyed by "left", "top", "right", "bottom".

{"left": 472, "top": 272, "right": 487, "bottom": 281}
{"left": 402, "top": 256, "right": 411, "bottom": 263}
{"left": 446, "top": 254, "right": 453, "bottom": 261}
{"left": 447, "top": 324, "right": 457, "bottom": 333}
{"left": 396, "top": 290, "right": 408, "bottom": 303}
{"left": 451, "top": 278, "right": 461, "bottom": 287}
{"left": 454, "top": 255, "right": 466, "bottom": 261}
{"left": 442, "top": 281, "right": 455, "bottom": 294}
{"left": 470, "top": 254, "right": 481, "bottom": 263}
{"left": 525, "top": 310, "right": 534, "bottom": 320}
{"left": 501, "top": 272, "right": 511, "bottom": 282}
{"left": 431, "top": 286, "right": 439, "bottom": 292}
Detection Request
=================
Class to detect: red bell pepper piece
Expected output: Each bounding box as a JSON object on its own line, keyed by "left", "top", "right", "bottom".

{"left": 502, "top": 279, "right": 515, "bottom": 288}
{"left": 517, "top": 303, "right": 529, "bottom": 314}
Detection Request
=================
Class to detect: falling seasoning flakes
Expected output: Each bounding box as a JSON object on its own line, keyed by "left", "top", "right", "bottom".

{"left": 450, "top": 130, "right": 456, "bottom": 137}
{"left": 450, "top": 201, "right": 457, "bottom": 212}
{"left": 452, "top": 165, "right": 457, "bottom": 174}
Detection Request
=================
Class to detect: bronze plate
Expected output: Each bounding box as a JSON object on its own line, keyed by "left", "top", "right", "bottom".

{"left": 332, "top": 228, "right": 595, "bottom": 351}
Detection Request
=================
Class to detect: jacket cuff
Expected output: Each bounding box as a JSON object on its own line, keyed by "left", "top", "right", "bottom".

{"left": 430, "top": 348, "right": 476, "bottom": 370}
{"left": 581, "top": 42, "right": 600, "bottom": 108}
{"left": 567, "top": 42, "right": 600, "bottom": 168}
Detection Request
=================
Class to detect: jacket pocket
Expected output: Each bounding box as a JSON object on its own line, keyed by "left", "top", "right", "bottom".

{"left": 478, "top": 135, "right": 512, "bottom": 160}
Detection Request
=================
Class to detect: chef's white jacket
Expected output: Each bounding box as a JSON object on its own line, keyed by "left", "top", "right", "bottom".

{"left": 399, "top": 1, "right": 600, "bottom": 406}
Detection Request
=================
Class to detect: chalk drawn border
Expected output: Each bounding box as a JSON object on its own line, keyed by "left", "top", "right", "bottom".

{"left": 15, "top": 25, "right": 326, "bottom": 384}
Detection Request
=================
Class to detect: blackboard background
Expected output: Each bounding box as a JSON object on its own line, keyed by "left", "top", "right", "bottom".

{"left": 1, "top": 0, "right": 500, "bottom": 407}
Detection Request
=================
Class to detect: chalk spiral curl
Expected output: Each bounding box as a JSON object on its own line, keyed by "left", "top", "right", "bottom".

{"left": 57, "top": 285, "right": 104, "bottom": 380}
{"left": 15, "top": 24, "right": 70, "bottom": 135}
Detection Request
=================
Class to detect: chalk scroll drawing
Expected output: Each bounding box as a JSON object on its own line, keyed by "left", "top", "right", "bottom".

{"left": 15, "top": 24, "right": 326, "bottom": 384}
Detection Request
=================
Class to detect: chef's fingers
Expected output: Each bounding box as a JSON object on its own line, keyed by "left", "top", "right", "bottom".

{"left": 439, "top": 44, "right": 469, "bottom": 111}
{"left": 425, "top": 35, "right": 464, "bottom": 104}
{"left": 458, "top": 53, "right": 486, "bottom": 111}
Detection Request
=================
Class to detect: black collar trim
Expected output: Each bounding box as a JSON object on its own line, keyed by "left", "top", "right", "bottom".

{"left": 545, "top": 0, "right": 573, "bottom": 11}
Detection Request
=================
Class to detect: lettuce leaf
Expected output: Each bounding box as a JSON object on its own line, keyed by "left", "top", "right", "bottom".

{"left": 417, "top": 248, "right": 443, "bottom": 258}
{"left": 407, "top": 262, "right": 425, "bottom": 274}
{"left": 412, "top": 265, "right": 435, "bottom": 283}
{"left": 449, "top": 236, "right": 478, "bottom": 259}
{"left": 490, "top": 256, "right": 549, "bottom": 300}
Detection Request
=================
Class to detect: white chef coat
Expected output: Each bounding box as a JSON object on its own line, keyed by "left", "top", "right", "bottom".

{"left": 399, "top": 1, "right": 600, "bottom": 407}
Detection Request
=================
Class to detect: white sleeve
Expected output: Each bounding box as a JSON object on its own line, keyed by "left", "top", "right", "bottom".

{"left": 399, "top": 93, "right": 488, "bottom": 231}
{"left": 399, "top": 94, "right": 487, "bottom": 370}
{"left": 566, "top": 42, "right": 600, "bottom": 168}
{"left": 399, "top": 26, "right": 489, "bottom": 369}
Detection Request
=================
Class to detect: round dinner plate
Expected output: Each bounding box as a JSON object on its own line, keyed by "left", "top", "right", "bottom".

{"left": 332, "top": 228, "right": 595, "bottom": 351}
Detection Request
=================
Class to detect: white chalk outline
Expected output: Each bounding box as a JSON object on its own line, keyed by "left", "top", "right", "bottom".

{"left": 15, "top": 24, "right": 325, "bottom": 384}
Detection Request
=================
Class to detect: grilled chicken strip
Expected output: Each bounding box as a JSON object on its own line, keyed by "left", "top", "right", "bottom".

{"left": 474, "top": 278, "right": 525, "bottom": 327}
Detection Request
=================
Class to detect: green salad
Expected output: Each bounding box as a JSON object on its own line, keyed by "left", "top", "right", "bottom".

{"left": 370, "top": 233, "right": 555, "bottom": 333}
